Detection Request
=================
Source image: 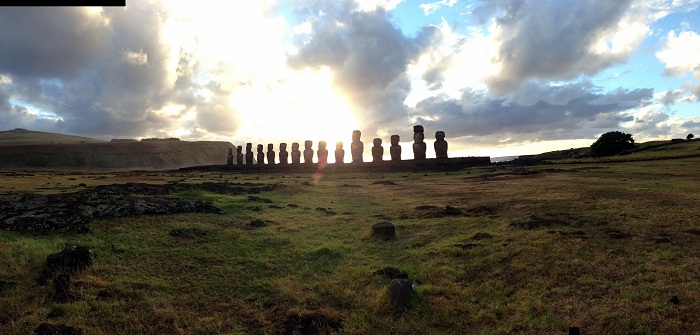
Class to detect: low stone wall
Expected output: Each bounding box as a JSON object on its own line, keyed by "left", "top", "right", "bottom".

{"left": 180, "top": 156, "right": 491, "bottom": 173}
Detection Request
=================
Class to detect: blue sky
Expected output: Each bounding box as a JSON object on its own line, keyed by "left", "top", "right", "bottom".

{"left": 1, "top": 1, "right": 699, "bottom": 159}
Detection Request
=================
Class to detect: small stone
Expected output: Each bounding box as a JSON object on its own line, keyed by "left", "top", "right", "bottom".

{"left": 670, "top": 295, "right": 680, "bottom": 305}
{"left": 387, "top": 278, "right": 414, "bottom": 308}
{"left": 372, "top": 221, "right": 395, "bottom": 240}
{"left": 249, "top": 219, "right": 266, "bottom": 228}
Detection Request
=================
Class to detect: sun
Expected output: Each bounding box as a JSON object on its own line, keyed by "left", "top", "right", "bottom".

{"left": 232, "top": 67, "right": 359, "bottom": 162}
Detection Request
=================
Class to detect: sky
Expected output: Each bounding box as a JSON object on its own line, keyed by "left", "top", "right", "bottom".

{"left": 1, "top": 0, "right": 700, "bottom": 160}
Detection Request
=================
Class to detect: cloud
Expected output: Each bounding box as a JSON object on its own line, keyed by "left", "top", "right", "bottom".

{"left": 655, "top": 89, "right": 691, "bottom": 106}
{"left": 288, "top": 2, "right": 439, "bottom": 135}
{"left": 656, "top": 29, "right": 700, "bottom": 98}
{"left": 681, "top": 119, "right": 700, "bottom": 129}
{"left": 0, "top": 8, "right": 110, "bottom": 79}
{"left": 420, "top": 0, "right": 458, "bottom": 16}
{"left": 627, "top": 109, "right": 671, "bottom": 139}
{"left": 410, "top": 81, "right": 652, "bottom": 143}
{"left": 482, "top": 0, "right": 651, "bottom": 94}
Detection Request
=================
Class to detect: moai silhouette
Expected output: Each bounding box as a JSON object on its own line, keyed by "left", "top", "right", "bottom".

{"left": 267, "top": 144, "right": 275, "bottom": 164}
{"left": 279, "top": 143, "right": 289, "bottom": 165}
{"left": 390, "top": 135, "right": 401, "bottom": 161}
{"left": 372, "top": 138, "right": 384, "bottom": 162}
{"left": 256, "top": 144, "right": 265, "bottom": 164}
{"left": 317, "top": 141, "right": 328, "bottom": 165}
{"left": 236, "top": 146, "right": 244, "bottom": 165}
{"left": 303, "top": 140, "right": 314, "bottom": 164}
{"left": 412, "top": 125, "right": 426, "bottom": 160}
{"left": 291, "top": 142, "right": 301, "bottom": 164}
{"left": 335, "top": 142, "right": 345, "bottom": 164}
{"left": 227, "top": 148, "right": 234, "bottom": 165}
{"left": 434, "top": 131, "right": 448, "bottom": 159}
{"left": 245, "top": 143, "right": 254, "bottom": 165}
{"left": 351, "top": 130, "right": 364, "bottom": 163}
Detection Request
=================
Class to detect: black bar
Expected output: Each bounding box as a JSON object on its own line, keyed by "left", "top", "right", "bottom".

{"left": 1, "top": 0, "right": 125, "bottom": 5}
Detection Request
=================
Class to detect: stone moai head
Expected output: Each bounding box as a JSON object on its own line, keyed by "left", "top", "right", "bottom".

{"left": 413, "top": 125, "right": 425, "bottom": 142}
{"left": 352, "top": 130, "right": 361, "bottom": 142}
{"left": 246, "top": 143, "right": 252, "bottom": 151}
{"left": 373, "top": 138, "right": 382, "bottom": 146}
{"left": 280, "top": 143, "right": 287, "bottom": 151}
{"left": 292, "top": 142, "right": 299, "bottom": 151}
{"left": 391, "top": 135, "right": 400, "bottom": 146}
{"left": 228, "top": 148, "right": 233, "bottom": 154}
{"left": 319, "top": 141, "right": 327, "bottom": 150}
{"left": 257, "top": 144, "right": 263, "bottom": 152}
{"left": 237, "top": 146, "right": 242, "bottom": 153}
{"left": 435, "top": 131, "right": 445, "bottom": 141}
{"left": 336, "top": 141, "right": 343, "bottom": 149}
{"left": 304, "top": 140, "right": 312, "bottom": 149}
{"left": 268, "top": 143, "right": 274, "bottom": 151}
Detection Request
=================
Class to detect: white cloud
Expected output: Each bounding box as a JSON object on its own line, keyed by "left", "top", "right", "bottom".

{"left": 420, "top": 0, "right": 458, "bottom": 16}
{"left": 656, "top": 30, "right": 700, "bottom": 76}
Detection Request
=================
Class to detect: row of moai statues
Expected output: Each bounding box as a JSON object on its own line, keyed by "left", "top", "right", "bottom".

{"left": 226, "top": 126, "right": 448, "bottom": 165}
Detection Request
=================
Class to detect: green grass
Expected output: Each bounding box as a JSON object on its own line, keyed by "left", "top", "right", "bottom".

{"left": 2, "top": 159, "right": 700, "bottom": 334}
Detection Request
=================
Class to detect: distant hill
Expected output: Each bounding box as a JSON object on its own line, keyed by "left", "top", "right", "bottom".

{"left": 0, "top": 129, "right": 105, "bottom": 145}
{"left": 0, "top": 129, "right": 234, "bottom": 170}
{"left": 508, "top": 138, "right": 700, "bottom": 165}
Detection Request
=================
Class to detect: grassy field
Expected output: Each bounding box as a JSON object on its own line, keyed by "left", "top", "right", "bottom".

{"left": 2, "top": 158, "right": 700, "bottom": 334}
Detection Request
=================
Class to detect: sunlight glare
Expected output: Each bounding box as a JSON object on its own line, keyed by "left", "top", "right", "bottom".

{"left": 233, "top": 67, "right": 358, "bottom": 162}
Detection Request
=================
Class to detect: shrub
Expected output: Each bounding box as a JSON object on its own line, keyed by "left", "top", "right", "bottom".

{"left": 590, "top": 131, "right": 635, "bottom": 157}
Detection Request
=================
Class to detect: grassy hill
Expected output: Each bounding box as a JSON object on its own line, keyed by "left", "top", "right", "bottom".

{"left": 511, "top": 139, "right": 700, "bottom": 164}
{"left": 0, "top": 129, "right": 233, "bottom": 170}
{"left": 0, "top": 129, "right": 105, "bottom": 145}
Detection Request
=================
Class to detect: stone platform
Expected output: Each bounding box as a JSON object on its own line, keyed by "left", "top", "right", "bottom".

{"left": 179, "top": 156, "right": 491, "bottom": 173}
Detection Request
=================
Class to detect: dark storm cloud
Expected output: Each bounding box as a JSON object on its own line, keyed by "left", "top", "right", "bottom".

{"left": 480, "top": 0, "right": 636, "bottom": 94}
{"left": 412, "top": 82, "right": 651, "bottom": 143}
{"left": 0, "top": 8, "right": 110, "bottom": 79}
{"left": 288, "top": 1, "right": 439, "bottom": 135}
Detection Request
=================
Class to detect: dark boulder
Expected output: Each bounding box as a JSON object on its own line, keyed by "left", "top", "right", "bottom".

{"left": 37, "top": 246, "right": 93, "bottom": 286}
{"left": 387, "top": 278, "right": 414, "bottom": 308}
{"left": 371, "top": 221, "right": 395, "bottom": 240}
{"left": 46, "top": 246, "right": 93, "bottom": 271}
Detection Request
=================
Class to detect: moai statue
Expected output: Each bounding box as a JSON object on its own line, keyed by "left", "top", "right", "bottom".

{"left": 291, "top": 142, "right": 301, "bottom": 164}
{"left": 372, "top": 138, "right": 384, "bottom": 162}
{"left": 335, "top": 142, "right": 345, "bottom": 164}
{"left": 227, "top": 148, "right": 234, "bottom": 165}
{"left": 412, "top": 125, "right": 426, "bottom": 160}
{"left": 351, "top": 130, "right": 364, "bottom": 163}
{"left": 267, "top": 144, "right": 275, "bottom": 164}
{"left": 279, "top": 143, "right": 289, "bottom": 165}
{"left": 303, "top": 140, "right": 314, "bottom": 164}
{"left": 236, "top": 146, "right": 244, "bottom": 165}
{"left": 317, "top": 141, "right": 328, "bottom": 165}
{"left": 390, "top": 135, "right": 401, "bottom": 161}
{"left": 245, "top": 143, "right": 254, "bottom": 165}
{"left": 256, "top": 144, "right": 265, "bottom": 164}
{"left": 434, "top": 131, "right": 448, "bottom": 159}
